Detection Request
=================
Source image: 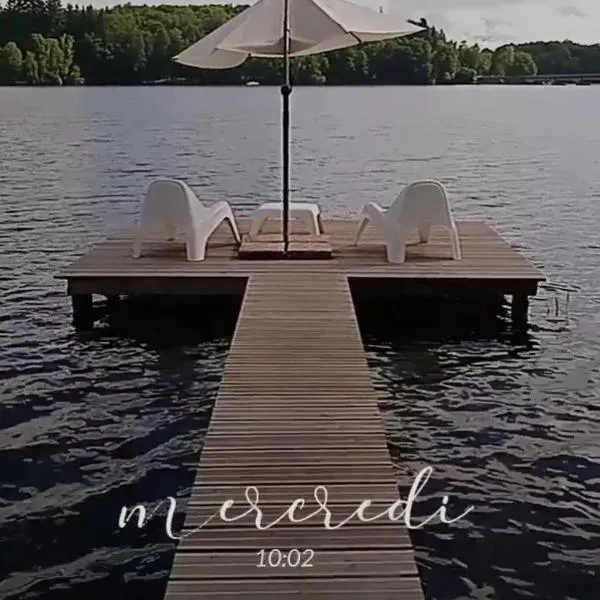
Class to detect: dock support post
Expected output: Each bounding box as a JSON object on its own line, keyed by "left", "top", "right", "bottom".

{"left": 511, "top": 294, "right": 529, "bottom": 329}
{"left": 72, "top": 294, "right": 94, "bottom": 330}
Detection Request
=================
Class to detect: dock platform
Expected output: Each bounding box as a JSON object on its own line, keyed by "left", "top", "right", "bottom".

{"left": 56, "top": 218, "right": 544, "bottom": 598}
{"left": 58, "top": 219, "right": 544, "bottom": 323}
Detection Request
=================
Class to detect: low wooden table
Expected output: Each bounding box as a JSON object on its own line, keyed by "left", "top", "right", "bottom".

{"left": 248, "top": 202, "right": 324, "bottom": 238}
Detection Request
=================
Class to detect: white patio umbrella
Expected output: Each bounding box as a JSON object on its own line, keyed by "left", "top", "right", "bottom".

{"left": 174, "top": 0, "right": 423, "bottom": 252}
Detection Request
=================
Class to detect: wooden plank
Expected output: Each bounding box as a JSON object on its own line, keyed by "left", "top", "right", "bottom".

{"left": 196, "top": 434, "right": 391, "bottom": 449}
{"left": 164, "top": 578, "right": 424, "bottom": 599}
{"left": 238, "top": 233, "right": 333, "bottom": 260}
{"left": 208, "top": 411, "right": 383, "bottom": 420}
{"left": 208, "top": 408, "right": 383, "bottom": 418}
{"left": 198, "top": 448, "right": 393, "bottom": 466}
{"left": 193, "top": 464, "right": 396, "bottom": 484}
{"left": 205, "top": 396, "right": 383, "bottom": 405}
{"left": 185, "top": 483, "right": 402, "bottom": 505}
{"left": 243, "top": 234, "right": 330, "bottom": 243}
{"left": 200, "top": 420, "right": 384, "bottom": 433}
{"left": 181, "top": 504, "right": 409, "bottom": 529}
{"left": 169, "top": 550, "right": 419, "bottom": 578}
{"left": 177, "top": 525, "right": 412, "bottom": 550}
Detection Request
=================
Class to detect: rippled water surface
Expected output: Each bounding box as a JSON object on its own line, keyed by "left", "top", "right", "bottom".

{"left": 0, "top": 86, "right": 599, "bottom": 600}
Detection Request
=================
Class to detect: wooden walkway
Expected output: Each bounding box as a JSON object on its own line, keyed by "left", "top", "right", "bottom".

{"left": 163, "top": 272, "right": 425, "bottom": 600}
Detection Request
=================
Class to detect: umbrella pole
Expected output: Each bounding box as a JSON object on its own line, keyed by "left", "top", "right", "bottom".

{"left": 281, "top": 0, "right": 291, "bottom": 253}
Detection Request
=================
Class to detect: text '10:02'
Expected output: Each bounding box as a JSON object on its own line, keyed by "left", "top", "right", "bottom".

{"left": 256, "top": 548, "right": 314, "bottom": 568}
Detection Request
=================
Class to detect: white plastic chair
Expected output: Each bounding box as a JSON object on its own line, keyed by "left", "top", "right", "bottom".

{"left": 354, "top": 180, "right": 462, "bottom": 263}
{"left": 132, "top": 179, "right": 241, "bottom": 261}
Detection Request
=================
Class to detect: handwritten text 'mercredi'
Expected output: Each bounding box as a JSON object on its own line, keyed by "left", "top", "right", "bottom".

{"left": 118, "top": 466, "right": 474, "bottom": 540}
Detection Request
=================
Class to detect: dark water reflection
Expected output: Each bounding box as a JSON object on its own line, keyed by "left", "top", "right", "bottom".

{"left": 359, "top": 300, "right": 600, "bottom": 600}
{"left": 0, "top": 301, "right": 238, "bottom": 600}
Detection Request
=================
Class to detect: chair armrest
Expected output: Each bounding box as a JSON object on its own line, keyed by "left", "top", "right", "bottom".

{"left": 362, "top": 201, "right": 386, "bottom": 217}
{"left": 207, "top": 200, "right": 231, "bottom": 215}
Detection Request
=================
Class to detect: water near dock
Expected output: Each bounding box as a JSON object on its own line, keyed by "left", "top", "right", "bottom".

{"left": 1, "top": 85, "right": 599, "bottom": 600}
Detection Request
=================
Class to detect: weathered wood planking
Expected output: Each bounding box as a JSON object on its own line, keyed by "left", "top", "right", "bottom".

{"left": 162, "top": 273, "right": 425, "bottom": 600}
{"left": 238, "top": 232, "right": 333, "bottom": 259}
{"left": 57, "top": 220, "right": 544, "bottom": 288}
{"left": 166, "top": 578, "right": 424, "bottom": 599}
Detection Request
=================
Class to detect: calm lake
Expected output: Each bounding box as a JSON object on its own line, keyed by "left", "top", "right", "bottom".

{"left": 0, "top": 85, "right": 599, "bottom": 600}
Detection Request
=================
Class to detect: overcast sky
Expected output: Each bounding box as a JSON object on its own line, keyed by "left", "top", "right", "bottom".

{"left": 90, "top": 0, "right": 599, "bottom": 47}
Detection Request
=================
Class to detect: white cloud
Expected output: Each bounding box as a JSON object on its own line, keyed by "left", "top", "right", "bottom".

{"left": 384, "top": 0, "right": 600, "bottom": 47}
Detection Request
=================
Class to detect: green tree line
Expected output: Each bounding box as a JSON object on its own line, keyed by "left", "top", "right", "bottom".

{"left": 0, "top": 1, "right": 599, "bottom": 85}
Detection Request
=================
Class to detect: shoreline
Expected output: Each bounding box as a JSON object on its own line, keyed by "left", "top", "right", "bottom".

{"left": 1, "top": 81, "right": 597, "bottom": 87}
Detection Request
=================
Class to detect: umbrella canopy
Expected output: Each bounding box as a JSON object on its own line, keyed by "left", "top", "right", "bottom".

{"left": 174, "top": 0, "right": 422, "bottom": 69}
{"left": 174, "top": 0, "right": 423, "bottom": 252}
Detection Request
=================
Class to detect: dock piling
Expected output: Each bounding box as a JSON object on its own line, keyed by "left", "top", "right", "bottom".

{"left": 511, "top": 294, "right": 530, "bottom": 329}
{"left": 71, "top": 294, "right": 94, "bottom": 331}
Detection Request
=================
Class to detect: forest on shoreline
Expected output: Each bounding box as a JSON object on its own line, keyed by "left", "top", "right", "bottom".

{"left": 1, "top": 1, "right": 600, "bottom": 86}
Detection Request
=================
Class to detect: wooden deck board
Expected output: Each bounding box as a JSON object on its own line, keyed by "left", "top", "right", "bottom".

{"left": 169, "top": 549, "right": 419, "bottom": 578}
{"left": 176, "top": 525, "right": 414, "bottom": 550}
{"left": 193, "top": 464, "right": 397, "bottom": 484}
{"left": 162, "top": 272, "right": 424, "bottom": 600}
{"left": 165, "top": 578, "right": 424, "bottom": 599}
{"left": 197, "top": 448, "right": 394, "bottom": 466}
{"left": 181, "top": 504, "right": 407, "bottom": 528}
{"left": 238, "top": 232, "right": 333, "bottom": 259}
{"left": 184, "top": 483, "right": 404, "bottom": 505}
{"left": 193, "top": 433, "right": 396, "bottom": 450}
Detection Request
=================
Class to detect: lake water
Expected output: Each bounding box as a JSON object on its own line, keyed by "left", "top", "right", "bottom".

{"left": 0, "top": 85, "right": 599, "bottom": 600}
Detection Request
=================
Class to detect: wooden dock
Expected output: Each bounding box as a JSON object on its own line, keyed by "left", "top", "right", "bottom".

{"left": 58, "top": 219, "right": 544, "bottom": 330}
{"left": 56, "top": 218, "right": 544, "bottom": 598}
